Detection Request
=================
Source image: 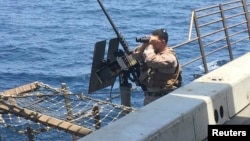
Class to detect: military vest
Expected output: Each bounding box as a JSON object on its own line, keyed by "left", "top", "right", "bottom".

{"left": 139, "top": 50, "right": 182, "bottom": 89}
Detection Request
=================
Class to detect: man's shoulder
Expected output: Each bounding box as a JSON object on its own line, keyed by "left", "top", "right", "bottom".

{"left": 162, "top": 47, "right": 176, "bottom": 55}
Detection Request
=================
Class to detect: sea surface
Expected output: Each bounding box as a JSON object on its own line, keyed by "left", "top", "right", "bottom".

{"left": 0, "top": 0, "right": 249, "bottom": 140}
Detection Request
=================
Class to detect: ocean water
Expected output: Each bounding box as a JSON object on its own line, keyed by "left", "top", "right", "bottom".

{"left": 0, "top": 0, "right": 234, "bottom": 92}
{"left": 0, "top": 0, "right": 249, "bottom": 140}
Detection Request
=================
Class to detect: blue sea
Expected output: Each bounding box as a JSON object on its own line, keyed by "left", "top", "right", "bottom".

{"left": 0, "top": 0, "right": 249, "bottom": 140}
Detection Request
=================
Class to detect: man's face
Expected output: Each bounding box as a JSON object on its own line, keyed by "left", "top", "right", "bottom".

{"left": 151, "top": 35, "right": 165, "bottom": 52}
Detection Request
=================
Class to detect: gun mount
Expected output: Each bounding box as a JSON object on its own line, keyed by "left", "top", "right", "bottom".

{"left": 88, "top": 0, "right": 143, "bottom": 94}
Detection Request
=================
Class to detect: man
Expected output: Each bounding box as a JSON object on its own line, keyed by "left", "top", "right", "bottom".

{"left": 132, "top": 29, "right": 182, "bottom": 105}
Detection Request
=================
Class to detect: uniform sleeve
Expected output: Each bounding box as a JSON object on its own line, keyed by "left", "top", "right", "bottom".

{"left": 131, "top": 43, "right": 149, "bottom": 62}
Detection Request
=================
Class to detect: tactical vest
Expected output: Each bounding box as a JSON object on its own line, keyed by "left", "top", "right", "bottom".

{"left": 139, "top": 59, "right": 182, "bottom": 90}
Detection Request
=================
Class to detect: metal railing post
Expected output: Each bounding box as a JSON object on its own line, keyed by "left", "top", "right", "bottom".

{"left": 219, "top": 4, "right": 234, "bottom": 60}
{"left": 242, "top": 0, "right": 250, "bottom": 39}
{"left": 193, "top": 11, "right": 209, "bottom": 73}
{"left": 188, "top": 11, "right": 195, "bottom": 40}
{"left": 27, "top": 126, "right": 35, "bottom": 141}
{"left": 92, "top": 104, "right": 101, "bottom": 129}
{"left": 61, "top": 83, "right": 74, "bottom": 120}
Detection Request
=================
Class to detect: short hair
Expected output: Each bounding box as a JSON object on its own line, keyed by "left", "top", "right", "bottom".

{"left": 152, "top": 29, "right": 168, "bottom": 43}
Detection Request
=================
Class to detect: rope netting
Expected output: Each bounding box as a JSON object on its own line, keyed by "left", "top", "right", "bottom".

{"left": 0, "top": 82, "right": 136, "bottom": 141}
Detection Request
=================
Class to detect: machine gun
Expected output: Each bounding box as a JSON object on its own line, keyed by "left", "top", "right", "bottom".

{"left": 88, "top": 0, "right": 145, "bottom": 94}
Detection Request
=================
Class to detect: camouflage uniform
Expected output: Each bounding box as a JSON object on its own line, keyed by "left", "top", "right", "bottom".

{"left": 132, "top": 43, "right": 182, "bottom": 105}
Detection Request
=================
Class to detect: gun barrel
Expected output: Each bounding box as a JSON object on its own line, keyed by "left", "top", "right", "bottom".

{"left": 97, "top": 0, "right": 130, "bottom": 54}
{"left": 97, "top": 0, "right": 146, "bottom": 91}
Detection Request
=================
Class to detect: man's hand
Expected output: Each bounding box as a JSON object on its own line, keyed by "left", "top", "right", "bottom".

{"left": 143, "top": 45, "right": 155, "bottom": 57}
{"left": 145, "top": 44, "right": 154, "bottom": 50}
{"left": 149, "top": 35, "right": 158, "bottom": 44}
